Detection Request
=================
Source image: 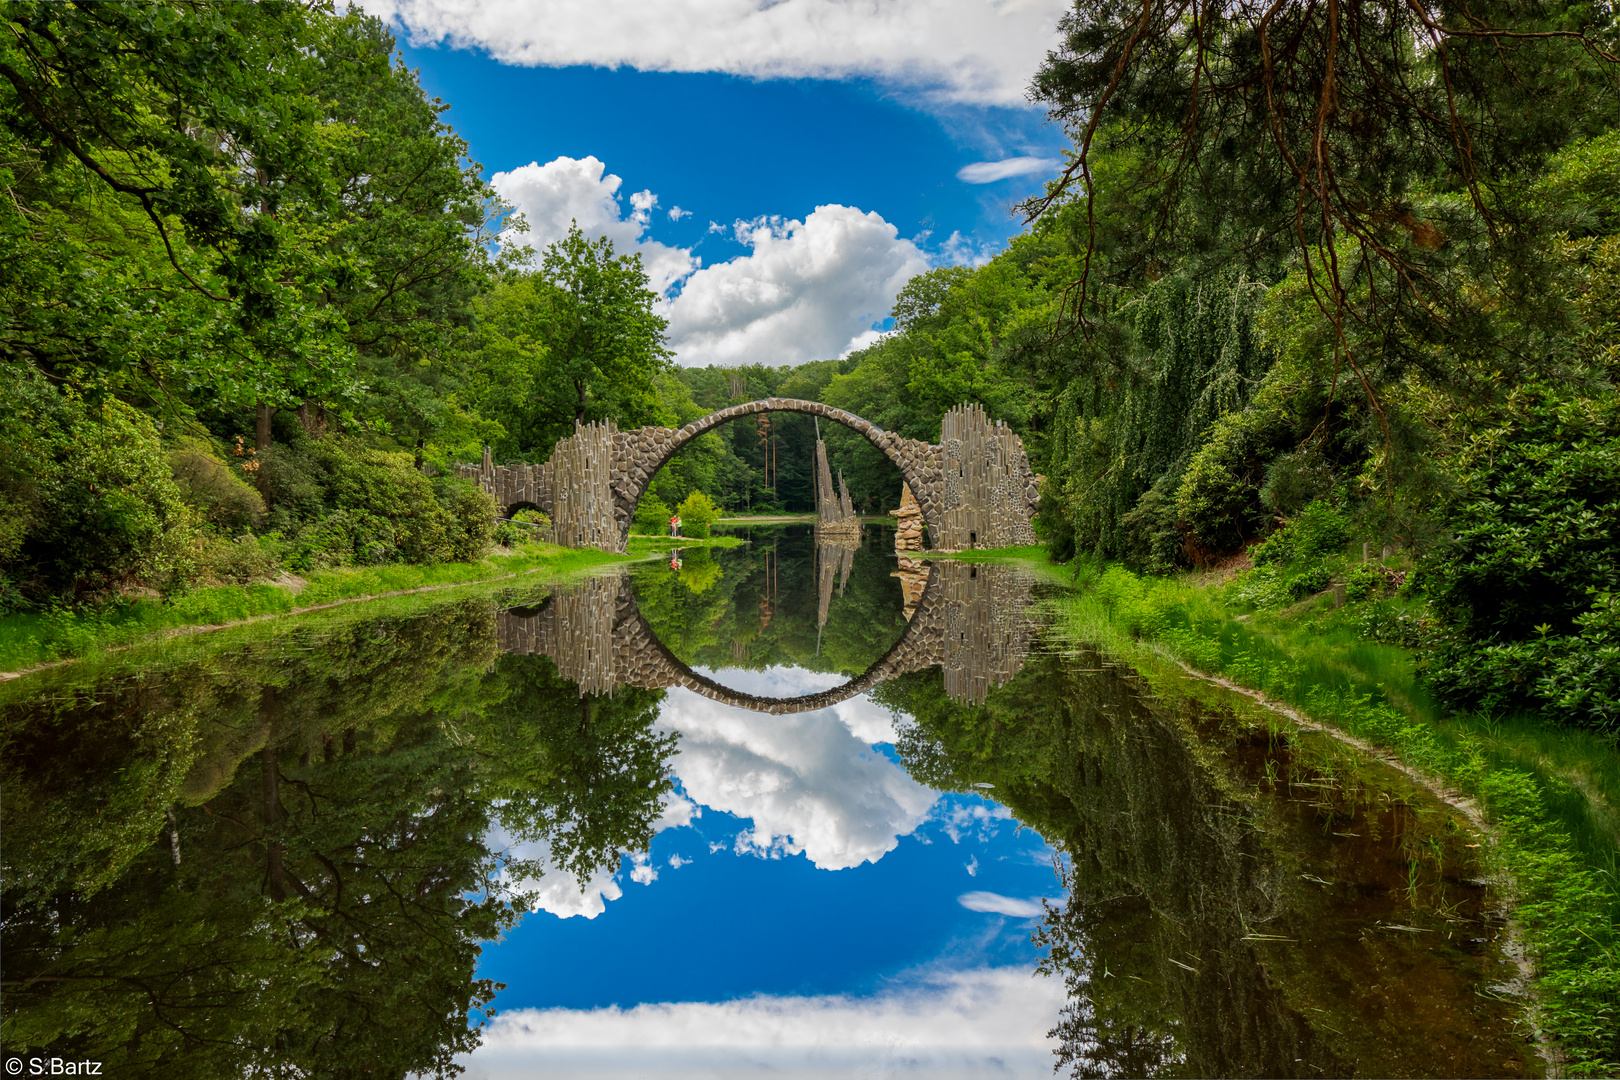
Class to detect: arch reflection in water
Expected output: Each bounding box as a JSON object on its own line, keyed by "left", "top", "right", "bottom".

{"left": 495, "top": 558, "right": 1040, "bottom": 711}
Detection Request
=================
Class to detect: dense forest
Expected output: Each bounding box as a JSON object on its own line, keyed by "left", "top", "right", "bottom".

{"left": 2, "top": 0, "right": 1616, "bottom": 736}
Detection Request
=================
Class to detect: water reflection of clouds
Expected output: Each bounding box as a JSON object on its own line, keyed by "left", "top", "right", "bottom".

{"left": 460, "top": 966, "right": 1064, "bottom": 1080}
{"left": 660, "top": 675, "right": 937, "bottom": 871}
{"left": 500, "top": 668, "right": 1045, "bottom": 922}
{"left": 491, "top": 788, "right": 701, "bottom": 920}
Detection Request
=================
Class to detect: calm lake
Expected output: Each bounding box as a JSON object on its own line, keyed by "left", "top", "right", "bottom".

{"left": 0, "top": 525, "right": 1538, "bottom": 1078}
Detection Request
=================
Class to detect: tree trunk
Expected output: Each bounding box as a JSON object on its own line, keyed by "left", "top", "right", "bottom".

{"left": 256, "top": 403, "right": 274, "bottom": 451}
{"left": 258, "top": 687, "right": 286, "bottom": 901}
{"left": 295, "top": 400, "right": 326, "bottom": 439}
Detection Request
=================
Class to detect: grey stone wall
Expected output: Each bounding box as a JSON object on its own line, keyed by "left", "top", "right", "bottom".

{"left": 460, "top": 397, "right": 1038, "bottom": 554}
{"left": 495, "top": 559, "right": 1038, "bottom": 712}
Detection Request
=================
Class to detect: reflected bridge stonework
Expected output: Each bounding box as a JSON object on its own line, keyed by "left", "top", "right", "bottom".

{"left": 496, "top": 561, "right": 1040, "bottom": 712}
{"left": 457, "top": 399, "right": 1039, "bottom": 553}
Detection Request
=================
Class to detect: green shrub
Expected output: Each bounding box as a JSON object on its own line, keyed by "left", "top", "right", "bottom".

{"left": 1259, "top": 448, "right": 1336, "bottom": 517}
{"left": 1174, "top": 394, "right": 1293, "bottom": 561}
{"left": 1227, "top": 562, "right": 1290, "bottom": 609}
{"left": 633, "top": 497, "right": 673, "bottom": 536}
{"left": 257, "top": 435, "right": 461, "bottom": 567}
{"left": 1118, "top": 479, "right": 1182, "bottom": 574}
{"left": 1283, "top": 564, "right": 1332, "bottom": 600}
{"left": 496, "top": 507, "right": 551, "bottom": 548}
{"left": 433, "top": 477, "right": 497, "bottom": 561}
{"left": 676, "top": 491, "right": 722, "bottom": 539}
{"left": 1341, "top": 561, "right": 1385, "bottom": 602}
{"left": 1358, "top": 598, "right": 1438, "bottom": 648}
{"left": 198, "top": 533, "right": 283, "bottom": 584}
{"left": 1288, "top": 499, "right": 1351, "bottom": 559}
{"left": 1, "top": 377, "right": 199, "bottom": 602}
{"left": 170, "top": 442, "right": 265, "bottom": 531}
{"left": 1424, "top": 386, "right": 1620, "bottom": 731}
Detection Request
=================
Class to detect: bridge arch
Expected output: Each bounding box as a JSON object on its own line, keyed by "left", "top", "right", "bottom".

{"left": 460, "top": 398, "right": 1037, "bottom": 553}
{"left": 612, "top": 563, "right": 944, "bottom": 714}
{"left": 496, "top": 564, "right": 944, "bottom": 713}
{"left": 611, "top": 398, "right": 941, "bottom": 550}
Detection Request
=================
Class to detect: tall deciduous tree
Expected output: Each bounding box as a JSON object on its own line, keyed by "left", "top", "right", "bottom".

{"left": 471, "top": 225, "right": 671, "bottom": 458}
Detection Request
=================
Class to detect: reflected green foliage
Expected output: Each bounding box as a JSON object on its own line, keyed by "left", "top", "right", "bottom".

{"left": 884, "top": 648, "right": 1540, "bottom": 1078}
{"left": 0, "top": 595, "right": 676, "bottom": 1075}
{"left": 1054, "top": 561, "right": 1620, "bottom": 1072}
{"left": 468, "top": 653, "right": 674, "bottom": 883}
{"left": 632, "top": 527, "right": 910, "bottom": 677}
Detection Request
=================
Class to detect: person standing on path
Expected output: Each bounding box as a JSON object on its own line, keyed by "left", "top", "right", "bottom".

{"left": 670, "top": 513, "right": 681, "bottom": 538}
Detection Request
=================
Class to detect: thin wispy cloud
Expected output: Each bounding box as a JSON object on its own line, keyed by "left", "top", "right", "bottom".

{"left": 956, "top": 156, "right": 1059, "bottom": 184}
{"left": 958, "top": 891, "right": 1048, "bottom": 918}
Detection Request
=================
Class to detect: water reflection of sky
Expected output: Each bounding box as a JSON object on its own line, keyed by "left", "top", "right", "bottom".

{"left": 467, "top": 665, "right": 1065, "bottom": 1078}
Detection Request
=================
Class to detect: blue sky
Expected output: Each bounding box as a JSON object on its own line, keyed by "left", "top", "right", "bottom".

{"left": 368, "top": 0, "right": 1074, "bottom": 367}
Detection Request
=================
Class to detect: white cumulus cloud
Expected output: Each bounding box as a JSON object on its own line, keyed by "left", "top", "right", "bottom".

{"left": 628, "top": 852, "right": 658, "bottom": 885}
{"left": 938, "top": 799, "right": 1013, "bottom": 844}
{"left": 492, "top": 160, "right": 932, "bottom": 367}
{"left": 658, "top": 683, "right": 937, "bottom": 870}
{"left": 492, "top": 155, "right": 698, "bottom": 295}
{"left": 366, "top": 0, "right": 1068, "bottom": 108}
{"left": 665, "top": 206, "right": 929, "bottom": 368}
{"left": 956, "top": 155, "right": 1060, "bottom": 183}
{"left": 958, "top": 891, "right": 1048, "bottom": 918}
{"left": 459, "top": 966, "right": 1065, "bottom": 1078}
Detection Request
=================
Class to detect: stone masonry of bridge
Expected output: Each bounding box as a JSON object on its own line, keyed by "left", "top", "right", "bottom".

{"left": 458, "top": 399, "right": 1039, "bottom": 553}
{"left": 495, "top": 559, "right": 1037, "bottom": 713}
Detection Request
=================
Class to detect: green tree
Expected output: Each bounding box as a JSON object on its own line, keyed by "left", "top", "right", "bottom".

{"left": 471, "top": 226, "right": 670, "bottom": 459}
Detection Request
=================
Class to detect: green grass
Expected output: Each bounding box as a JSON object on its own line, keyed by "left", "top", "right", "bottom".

{"left": 0, "top": 544, "right": 637, "bottom": 676}
{"left": 926, "top": 544, "right": 1050, "bottom": 562}
{"left": 626, "top": 534, "right": 747, "bottom": 550}
{"left": 1053, "top": 557, "right": 1620, "bottom": 1075}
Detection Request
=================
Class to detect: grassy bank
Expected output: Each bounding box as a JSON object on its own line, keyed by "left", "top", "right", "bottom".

{"left": 0, "top": 543, "right": 646, "bottom": 676}
{"left": 1049, "top": 557, "right": 1619, "bottom": 1075}
{"left": 626, "top": 535, "right": 748, "bottom": 550}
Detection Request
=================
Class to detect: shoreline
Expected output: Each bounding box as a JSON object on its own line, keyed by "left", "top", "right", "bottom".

{"left": 1042, "top": 556, "right": 1618, "bottom": 1076}
{"left": 0, "top": 538, "right": 730, "bottom": 682}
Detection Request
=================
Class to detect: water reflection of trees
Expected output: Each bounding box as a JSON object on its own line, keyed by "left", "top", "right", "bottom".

{"left": 634, "top": 525, "right": 911, "bottom": 676}
{"left": 0, "top": 601, "right": 674, "bottom": 1077}
{"left": 883, "top": 646, "right": 1533, "bottom": 1079}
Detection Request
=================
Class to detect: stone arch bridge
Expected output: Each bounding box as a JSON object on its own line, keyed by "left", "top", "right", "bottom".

{"left": 496, "top": 559, "right": 1038, "bottom": 712}
{"left": 458, "top": 399, "right": 1038, "bottom": 553}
